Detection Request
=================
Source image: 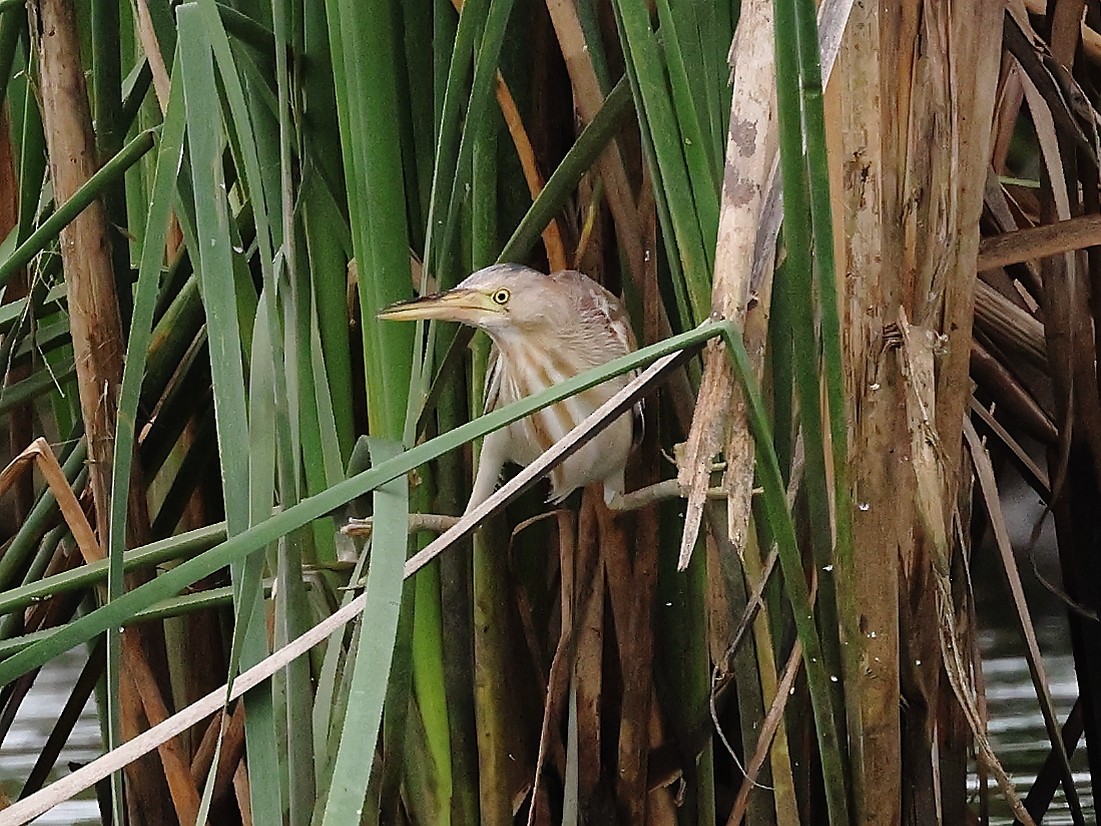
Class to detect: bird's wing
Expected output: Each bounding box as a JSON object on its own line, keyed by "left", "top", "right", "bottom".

{"left": 556, "top": 269, "right": 638, "bottom": 353}
{"left": 585, "top": 277, "right": 645, "bottom": 451}
{"left": 553, "top": 269, "right": 644, "bottom": 450}
{"left": 604, "top": 295, "right": 637, "bottom": 357}
{"left": 483, "top": 343, "right": 504, "bottom": 415}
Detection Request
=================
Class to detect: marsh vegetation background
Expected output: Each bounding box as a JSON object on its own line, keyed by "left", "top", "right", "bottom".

{"left": 0, "top": 1, "right": 1098, "bottom": 825}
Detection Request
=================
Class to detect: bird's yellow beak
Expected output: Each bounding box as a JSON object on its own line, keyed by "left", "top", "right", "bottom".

{"left": 378, "top": 289, "right": 500, "bottom": 323}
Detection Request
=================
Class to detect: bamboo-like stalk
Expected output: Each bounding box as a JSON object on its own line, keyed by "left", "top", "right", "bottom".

{"left": 431, "top": 286, "right": 481, "bottom": 823}
{"left": 469, "top": 110, "right": 514, "bottom": 823}
{"left": 827, "top": 3, "right": 901, "bottom": 822}
{"left": 89, "top": 0, "right": 132, "bottom": 329}
{"left": 30, "top": 1, "right": 177, "bottom": 822}
{"left": 839, "top": 3, "right": 1004, "bottom": 823}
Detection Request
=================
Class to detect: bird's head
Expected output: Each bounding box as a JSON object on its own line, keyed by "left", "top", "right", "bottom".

{"left": 378, "top": 264, "right": 559, "bottom": 334}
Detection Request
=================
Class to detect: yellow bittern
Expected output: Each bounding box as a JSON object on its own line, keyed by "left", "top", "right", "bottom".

{"left": 379, "top": 264, "right": 641, "bottom": 510}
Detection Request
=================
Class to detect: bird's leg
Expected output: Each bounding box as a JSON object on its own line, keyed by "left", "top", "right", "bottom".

{"left": 661, "top": 443, "right": 727, "bottom": 473}
{"left": 467, "top": 429, "right": 509, "bottom": 513}
{"left": 605, "top": 445, "right": 730, "bottom": 512}
{"left": 604, "top": 480, "right": 730, "bottom": 512}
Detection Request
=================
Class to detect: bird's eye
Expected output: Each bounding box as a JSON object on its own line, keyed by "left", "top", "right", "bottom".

{"left": 492, "top": 288, "right": 510, "bottom": 305}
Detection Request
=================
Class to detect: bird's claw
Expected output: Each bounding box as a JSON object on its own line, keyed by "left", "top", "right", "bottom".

{"left": 342, "top": 517, "right": 373, "bottom": 538}
{"left": 605, "top": 480, "right": 729, "bottom": 512}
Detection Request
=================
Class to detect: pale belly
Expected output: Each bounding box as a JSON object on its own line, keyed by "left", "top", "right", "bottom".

{"left": 489, "top": 330, "right": 638, "bottom": 503}
{"left": 503, "top": 385, "right": 635, "bottom": 502}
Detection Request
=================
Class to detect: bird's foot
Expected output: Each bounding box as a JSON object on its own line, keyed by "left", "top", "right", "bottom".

{"left": 605, "top": 480, "right": 728, "bottom": 512}
{"left": 668, "top": 442, "right": 728, "bottom": 474}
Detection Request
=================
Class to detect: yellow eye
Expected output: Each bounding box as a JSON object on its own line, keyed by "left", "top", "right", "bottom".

{"left": 491, "top": 288, "right": 510, "bottom": 305}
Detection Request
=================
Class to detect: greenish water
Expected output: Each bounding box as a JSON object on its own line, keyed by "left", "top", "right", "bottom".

{"left": 1, "top": 647, "right": 101, "bottom": 825}
{"left": 0, "top": 569, "right": 1093, "bottom": 825}
{"left": 972, "top": 555, "right": 1094, "bottom": 825}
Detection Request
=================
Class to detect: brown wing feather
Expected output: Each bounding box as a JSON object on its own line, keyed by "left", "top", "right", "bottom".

{"left": 553, "top": 270, "right": 645, "bottom": 450}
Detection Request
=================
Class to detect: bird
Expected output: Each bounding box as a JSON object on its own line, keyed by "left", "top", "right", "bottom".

{"left": 379, "top": 263, "right": 642, "bottom": 511}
